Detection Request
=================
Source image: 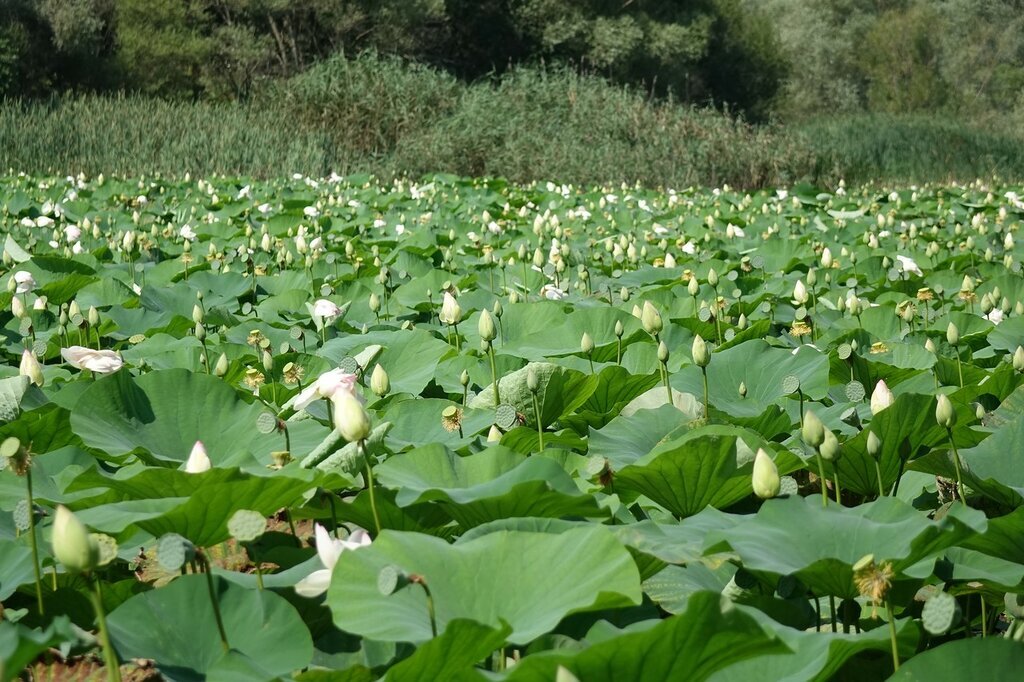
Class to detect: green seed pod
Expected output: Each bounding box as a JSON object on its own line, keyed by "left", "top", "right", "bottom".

{"left": 802, "top": 410, "right": 826, "bottom": 449}
{"left": 935, "top": 393, "right": 957, "bottom": 429}
{"left": 52, "top": 505, "right": 99, "bottom": 573}
{"left": 581, "top": 332, "right": 595, "bottom": 355}
{"left": 640, "top": 301, "right": 663, "bottom": 335}
{"left": 692, "top": 334, "right": 710, "bottom": 368}
{"left": 370, "top": 364, "right": 390, "bottom": 397}
{"left": 752, "top": 448, "right": 780, "bottom": 499}
{"left": 478, "top": 309, "right": 497, "bottom": 342}
{"left": 946, "top": 322, "right": 959, "bottom": 346}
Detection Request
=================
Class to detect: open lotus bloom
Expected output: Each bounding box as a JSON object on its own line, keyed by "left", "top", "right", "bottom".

{"left": 13, "top": 270, "right": 35, "bottom": 294}
{"left": 286, "top": 368, "right": 359, "bottom": 411}
{"left": 295, "top": 524, "right": 372, "bottom": 598}
{"left": 985, "top": 308, "right": 1004, "bottom": 325}
{"left": 895, "top": 255, "right": 923, "bottom": 277}
{"left": 60, "top": 346, "right": 124, "bottom": 374}
{"left": 540, "top": 284, "right": 567, "bottom": 300}
{"left": 312, "top": 299, "right": 342, "bottom": 319}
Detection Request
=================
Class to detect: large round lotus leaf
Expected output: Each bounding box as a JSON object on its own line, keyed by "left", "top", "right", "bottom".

{"left": 887, "top": 638, "right": 1024, "bottom": 681}
{"left": 327, "top": 527, "right": 642, "bottom": 644}
{"left": 68, "top": 369, "right": 281, "bottom": 465}
{"left": 107, "top": 574, "right": 313, "bottom": 681}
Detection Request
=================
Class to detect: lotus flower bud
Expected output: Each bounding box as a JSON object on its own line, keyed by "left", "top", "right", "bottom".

{"left": 867, "top": 431, "right": 882, "bottom": 460}
{"left": 688, "top": 277, "right": 699, "bottom": 297}
{"left": 440, "top": 292, "right": 461, "bottom": 325}
{"left": 821, "top": 248, "right": 833, "bottom": 268}
{"left": 692, "top": 334, "right": 710, "bottom": 368}
{"left": 620, "top": 286, "right": 630, "bottom": 302}
{"left": 52, "top": 505, "right": 99, "bottom": 573}
{"left": 581, "top": 332, "right": 595, "bottom": 355}
{"left": 193, "top": 304, "right": 204, "bottom": 324}
{"left": 527, "top": 366, "right": 540, "bottom": 393}
{"left": 19, "top": 350, "right": 44, "bottom": 386}
{"left": 492, "top": 300, "right": 503, "bottom": 319}
{"left": 946, "top": 322, "right": 959, "bottom": 346}
{"left": 657, "top": 340, "right": 669, "bottom": 363}
{"left": 1013, "top": 346, "right": 1024, "bottom": 372}
{"left": 820, "top": 428, "right": 840, "bottom": 462}
{"left": 975, "top": 403, "right": 986, "bottom": 420}
{"left": 935, "top": 394, "right": 957, "bottom": 429}
{"left": 478, "top": 309, "right": 496, "bottom": 342}
{"left": 262, "top": 350, "right": 274, "bottom": 374}
{"left": 11, "top": 296, "right": 26, "bottom": 319}
{"left": 195, "top": 323, "right": 206, "bottom": 342}
{"left": 370, "top": 364, "right": 390, "bottom": 397}
{"left": 185, "top": 440, "right": 212, "bottom": 473}
{"left": 214, "top": 353, "right": 229, "bottom": 377}
{"left": 870, "top": 380, "right": 894, "bottom": 415}
{"left": 369, "top": 293, "right": 381, "bottom": 313}
{"left": 738, "top": 381, "right": 746, "bottom": 397}
{"left": 707, "top": 268, "right": 719, "bottom": 287}
{"left": 793, "top": 280, "right": 809, "bottom": 305}
{"left": 87, "top": 306, "right": 100, "bottom": 328}
{"left": 333, "top": 392, "right": 371, "bottom": 442}
{"left": 925, "top": 338, "right": 937, "bottom": 354}
{"left": 802, "top": 410, "right": 826, "bottom": 448}
{"left": 487, "top": 425, "right": 503, "bottom": 443}
{"left": 460, "top": 369, "right": 470, "bottom": 387}
{"left": 752, "top": 448, "right": 780, "bottom": 499}
{"left": 640, "top": 301, "right": 663, "bottom": 335}
{"left": 614, "top": 320, "right": 624, "bottom": 338}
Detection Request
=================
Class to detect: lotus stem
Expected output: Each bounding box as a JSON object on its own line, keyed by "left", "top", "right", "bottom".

{"left": 89, "top": 576, "right": 122, "bottom": 682}
{"left": 488, "top": 345, "right": 501, "bottom": 405}
{"left": 25, "top": 469, "right": 44, "bottom": 615}
{"left": 453, "top": 322, "right": 461, "bottom": 351}
{"left": 875, "top": 460, "right": 885, "bottom": 498}
{"left": 413, "top": 577, "right": 438, "bottom": 638}
{"left": 946, "top": 427, "right": 967, "bottom": 504}
{"left": 832, "top": 467, "right": 842, "bottom": 505}
{"left": 616, "top": 337, "right": 622, "bottom": 365}
{"left": 981, "top": 596, "right": 987, "bottom": 637}
{"left": 829, "top": 594, "right": 838, "bottom": 632}
{"left": 815, "top": 451, "right": 828, "bottom": 508}
{"left": 532, "top": 393, "right": 544, "bottom": 451}
{"left": 200, "top": 554, "right": 230, "bottom": 652}
{"left": 700, "top": 366, "right": 709, "bottom": 416}
{"left": 360, "top": 441, "right": 382, "bottom": 535}
{"left": 886, "top": 599, "right": 900, "bottom": 671}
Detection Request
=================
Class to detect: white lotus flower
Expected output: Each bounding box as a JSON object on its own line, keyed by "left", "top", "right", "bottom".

{"left": 309, "top": 236, "right": 324, "bottom": 252}
{"left": 440, "top": 292, "right": 462, "bottom": 325}
{"left": 295, "top": 524, "right": 372, "bottom": 598}
{"left": 681, "top": 241, "right": 697, "bottom": 255}
{"left": 180, "top": 225, "right": 196, "bottom": 241}
{"left": 793, "top": 280, "right": 809, "bottom": 305}
{"left": 185, "top": 440, "right": 211, "bottom": 473}
{"left": 726, "top": 224, "right": 745, "bottom": 239}
{"left": 287, "top": 368, "right": 359, "bottom": 411}
{"left": 895, "top": 255, "right": 922, "bottom": 276}
{"left": 312, "top": 299, "right": 341, "bottom": 319}
{"left": 60, "top": 346, "right": 123, "bottom": 374}
{"left": 663, "top": 253, "right": 677, "bottom": 268}
{"left": 64, "top": 225, "right": 82, "bottom": 243}
{"left": 257, "top": 202, "right": 272, "bottom": 214}
{"left": 33, "top": 296, "right": 47, "bottom": 311}
{"left": 13, "top": 271, "right": 35, "bottom": 294}
{"left": 985, "top": 308, "right": 1004, "bottom": 325}
{"left": 540, "top": 285, "right": 567, "bottom": 300}
{"left": 870, "top": 380, "right": 895, "bottom": 415}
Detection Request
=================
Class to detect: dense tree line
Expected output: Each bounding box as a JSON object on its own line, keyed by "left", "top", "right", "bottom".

{"left": 1, "top": 0, "right": 1022, "bottom": 122}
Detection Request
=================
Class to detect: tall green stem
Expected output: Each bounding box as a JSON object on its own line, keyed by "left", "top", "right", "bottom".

{"left": 700, "top": 367, "right": 709, "bottom": 417}
{"left": 201, "top": 556, "right": 230, "bottom": 653}
{"left": 816, "top": 451, "right": 829, "bottom": 508}
{"left": 89, "top": 577, "right": 122, "bottom": 682}
{"left": 532, "top": 393, "right": 544, "bottom": 451}
{"left": 886, "top": 600, "right": 900, "bottom": 671}
{"left": 874, "top": 460, "right": 885, "bottom": 498}
{"left": 360, "top": 441, "right": 382, "bottom": 535}
{"left": 488, "top": 346, "right": 501, "bottom": 405}
{"left": 947, "top": 428, "right": 967, "bottom": 504}
{"left": 25, "top": 469, "right": 44, "bottom": 615}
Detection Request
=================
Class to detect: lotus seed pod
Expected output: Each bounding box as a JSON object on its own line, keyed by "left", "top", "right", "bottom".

{"left": 214, "top": 353, "right": 229, "bottom": 377}
{"left": 802, "top": 410, "right": 826, "bottom": 448}
{"left": 870, "top": 380, "right": 894, "bottom": 415}
{"left": 333, "top": 392, "right": 372, "bottom": 442}
{"left": 460, "top": 369, "right": 470, "bottom": 387}
{"left": 52, "top": 505, "right": 99, "bottom": 573}
{"left": 640, "top": 301, "right": 663, "bottom": 335}
{"left": 478, "top": 309, "right": 497, "bottom": 342}
{"left": 752, "top": 448, "right": 781, "bottom": 499}
{"left": 935, "top": 394, "right": 957, "bottom": 429}
{"left": 819, "top": 428, "right": 840, "bottom": 462}
{"left": 581, "top": 332, "right": 595, "bottom": 355}
{"left": 793, "top": 280, "right": 809, "bottom": 305}
{"left": 487, "top": 425, "right": 503, "bottom": 443}
{"left": 527, "top": 366, "right": 540, "bottom": 393}
{"left": 738, "top": 381, "right": 746, "bottom": 397}
{"left": 370, "top": 364, "right": 390, "bottom": 397}
{"left": 687, "top": 277, "right": 699, "bottom": 297}
{"left": 707, "top": 268, "right": 719, "bottom": 287}
{"left": 867, "top": 431, "right": 882, "bottom": 460}
{"left": 369, "top": 292, "right": 381, "bottom": 313}
{"left": 19, "top": 349, "right": 44, "bottom": 387}
{"left": 1013, "top": 346, "right": 1024, "bottom": 372}
{"left": 614, "top": 320, "right": 624, "bottom": 338}
{"left": 946, "top": 322, "right": 959, "bottom": 346}
{"left": 692, "top": 334, "right": 710, "bottom": 368}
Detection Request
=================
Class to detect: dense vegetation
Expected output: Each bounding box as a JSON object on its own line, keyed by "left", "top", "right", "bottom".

{"left": 4, "top": 174, "right": 1024, "bottom": 679}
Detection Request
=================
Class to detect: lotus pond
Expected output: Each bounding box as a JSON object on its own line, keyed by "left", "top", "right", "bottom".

{"left": 3, "top": 174, "right": 1024, "bottom": 680}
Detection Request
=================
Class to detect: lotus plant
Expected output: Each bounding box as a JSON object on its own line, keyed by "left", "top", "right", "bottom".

{"left": 294, "top": 524, "right": 372, "bottom": 598}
